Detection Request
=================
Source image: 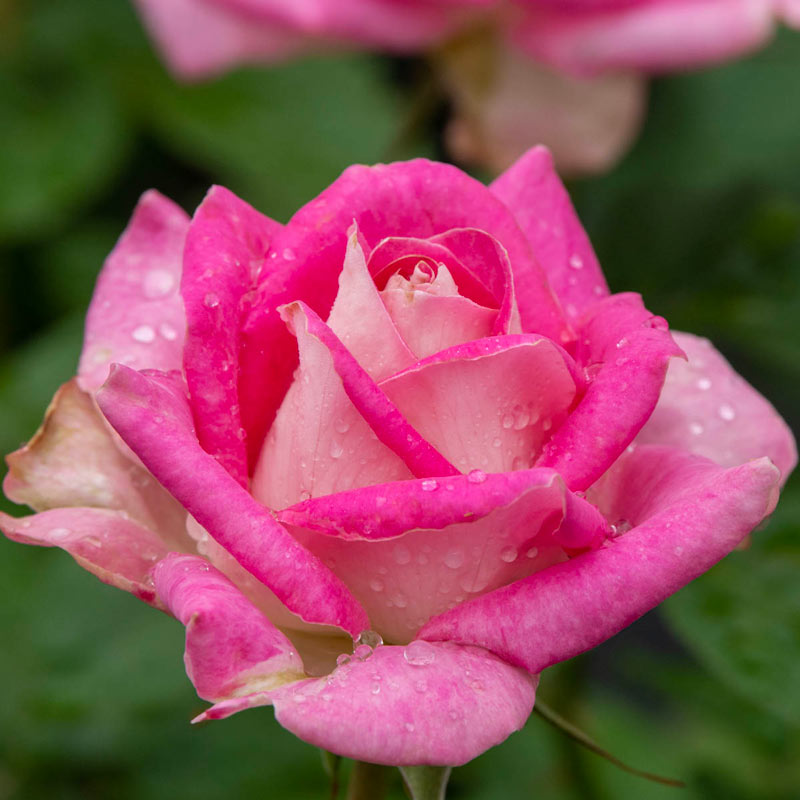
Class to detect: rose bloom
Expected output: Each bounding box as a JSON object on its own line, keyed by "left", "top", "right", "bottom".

{"left": 2, "top": 148, "right": 795, "bottom": 767}
{"left": 134, "top": 0, "right": 800, "bottom": 173}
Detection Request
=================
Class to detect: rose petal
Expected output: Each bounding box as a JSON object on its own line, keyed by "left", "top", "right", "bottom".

{"left": 182, "top": 185, "right": 281, "bottom": 484}
{"left": 636, "top": 331, "right": 797, "bottom": 482}
{"left": 278, "top": 469, "right": 608, "bottom": 642}
{"left": 154, "top": 553, "right": 305, "bottom": 701}
{"left": 536, "top": 293, "right": 683, "bottom": 491}
{"left": 133, "top": 0, "right": 305, "bottom": 79}
{"left": 444, "top": 38, "right": 645, "bottom": 178}
{"left": 197, "top": 640, "right": 537, "bottom": 767}
{"left": 514, "top": 0, "right": 775, "bottom": 76}
{"left": 326, "top": 228, "right": 416, "bottom": 380}
{"left": 4, "top": 379, "right": 189, "bottom": 548}
{"left": 0, "top": 507, "right": 169, "bottom": 605}
{"left": 420, "top": 447, "right": 780, "bottom": 673}
{"left": 241, "top": 158, "right": 569, "bottom": 457}
{"left": 77, "top": 190, "right": 188, "bottom": 393}
{"left": 491, "top": 146, "right": 610, "bottom": 319}
{"left": 381, "top": 335, "right": 579, "bottom": 474}
{"left": 96, "top": 365, "right": 369, "bottom": 636}
{"left": 780, "top": 0, "right": 800, "bottom": 27}
{"left": 252, "top": 303, "right": 415, "bottom": 510}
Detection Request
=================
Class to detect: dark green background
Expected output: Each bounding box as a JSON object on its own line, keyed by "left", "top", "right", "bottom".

{"left": 1, "top": 2, "right": 799, "bottom": 797}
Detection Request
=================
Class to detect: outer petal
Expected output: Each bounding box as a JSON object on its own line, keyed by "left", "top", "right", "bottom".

{"left": 133, "top": 0, "right": 306, "bottom": 80}
{"left": 78, "top": 190, "right": 188, "bottom": 392}
{"left": 636, "top": 331, "right": 797, "bottom": 482}
{"left": 780, "top": 0, "right": 800, "bottom": 27}
{"left": 381, "top": 335, "right": 579, "bottom": 474}
{"left": 198, "top": 640, "right": 538, "bottom": 767}
{"left": 420, "top": 447, "right": 780, "bottom": 673}
{"left": 278, "top": 470, "right": 608, "bottom": 642}
{"left": 240, "top": 158, "right": 568, "bottom": 457}
{"left": 210, "top": 0, "right": 462, "bottom": 50}
{"left": 491, "top": 146, "right": 609, "bottom": 320}
{"left": 96, "top": 365, "right": 369, "bottom": 636}
{"left": 536, "top": 293, "right": 683, "bottom": 491}
{"left": 154, "top": 554, "right": 304, "bottom": 701}
{"left": 514, "top": 0, "right": 775, "bottom": 76}
{"left": 182, "top": 185, "right": 281, "bottom": 484}
{"left": 444, "top": 39, "right": 645, "bottom": 179}
{"left": 4, "top": 379, "right": 189, "bottom": 548}
{"left": 0, "top": 508, "right": 168, "bottom": 605}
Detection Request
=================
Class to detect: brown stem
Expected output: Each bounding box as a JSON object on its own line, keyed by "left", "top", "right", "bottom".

{"left": 345, "top": 761, "right": 391, "bottom": 800}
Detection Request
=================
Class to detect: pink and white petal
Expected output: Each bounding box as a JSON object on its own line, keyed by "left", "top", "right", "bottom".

{"left": 420, "top": 447, "right": 781, "bottom": 672}
{"left": 154, "top": 553, "right": 304, "bottom": 701}
{"left": 182, "top": 185, "right": 281, "bottom": 484}
{"left": 134, "top": 0, "right": 306, "bottom": 80}
{"left": 279, "top": 469, "right": 608, "bottom": 642}
{"left": 779, "top": 0, "right": 800, "bottom": 27}
{"left": 536, "top": 294, "right": 683, "bottom": 491}
{"left": 514, "top": 0, "right": 775, "bottom": 77}
{"left": 210, "top": 0, "right": 462, "bottom": 50}
{"left": 96, "top": 365, "right": 369, "bottom": 637}
{"left": 78, "top": 190, "right": 188, "bottom": 393}
{"left": 4, "top": 379, "right": 189, "bottom": 549}
{"left": 381, "top": 335, "right": 579, "bottom": 474}
{"left": 199, "top": 641, "right": 537, "bottom": 767}
{"left": 445, "top": 41, "right": 645, "bottom": 182}
{"left": 275, "top": 303, "right": 458, "bottom": 482}
{"left": 381, "top": 284, "right": 497, "bottom": 361}
{"left": 252, "top": 304, "right": 415, "bottom": 510}
{"left": 0, "top": 507, "right": 169, "bottom": 605}
{"left": 429, "top": 229, "right": 521, "bottom": 335}
{"left": 241, "top": 159, "right": 569, "bottom": 453}
{"left": 326, "top": 229, "right": 416, "bottom": 380}
{"left": 636, "top": 332, "right": 797, "bottom": 482}
{"left": 491, "top": 146, "right": 611, "bottom": 320}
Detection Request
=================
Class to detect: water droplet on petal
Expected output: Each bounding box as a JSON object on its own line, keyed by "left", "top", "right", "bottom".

{"left": 336, "top": 654, "right": 351, "bottom": 667}
{"left": 404, "top": 640, "right": 436, "bottom": 666}
{"left": 526, "top": 546, "right": 539, "bottom": 559}
{"left": 689, "top": 422, "right": 704, "bottom": 436}
{"left": 353, "top": 644, "right": 373, "bottom": 661}
{"left": 444, "top": 549, "right": 464, "bottom": 569}
{"left": 569, "top": 254, "right": 584, "bottom": 270}
{"left": 334, "top": 418, "right": 350, "bottom": 434}
{"left": 371, "top": 682, "right": 381, "bottom": 695}
{"left": 405, "top": 722, "right": 415, "bottom": 732}
{"left": 203, "top": 292, "right": 220, "bottom": 309}
{"left": 159, "top": 322, "right": 178, "bottom": 341}
{"left": 283, "top": 248, "right": 296, "bottom": 261}
{"left": 329, "top": 440, "right": 344, "bottom": 459}
{"left": 719, "top": 403, "right": 736, "bottom": 422}
{"left": 143, "top": 269, "right": 175, "bottom": 298}
{"left": 502, "top": 414, "right": 514, "bottom": 429}
{"left": 369, "top": 577, "right": 385, "bottom": 592}
{"left": 49, "top": 528, "right": 71, "bottom": 540}
{"left": 393, "top": 544, "right": 411, "bottom": 565}
{"left": 697, "top": 377, "right": 712, "bottom": 391}
{"left": 132, "top": 325, "right": 156, "bottom": 343}
{"left": 392, "top": 592, "right": 408, "bottom": 608}
{"left": 467, "top": 469, "right": 487, "bottom": 484}
{"left": 500, "top": 546, "right": 517, "bottom": 563}
{"left": 356, "top": 630, "right": 383, "bottom": 649}
{"left": 421, "top": 479, "right": 438, "bottom": 492}
{"left": 615, "top": 337, "right": 628, "bottom": 349}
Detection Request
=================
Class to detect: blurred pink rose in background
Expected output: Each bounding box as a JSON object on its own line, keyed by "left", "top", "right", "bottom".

{"left": 134, "top": 0, "right": 799, "bottom": 174}
{"left": 1, "top": 148, "right": 794, "bottom": 766}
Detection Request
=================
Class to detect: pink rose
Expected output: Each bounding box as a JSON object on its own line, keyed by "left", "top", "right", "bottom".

{"left": 132, "top": 0, "right": 799, "bottom": 173}
{"left": 2, "top": 148, "right": 794, "bottom": 767}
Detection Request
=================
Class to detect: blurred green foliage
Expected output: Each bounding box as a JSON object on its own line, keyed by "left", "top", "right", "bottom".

{"left": 1, "top": 1, "right": 799, "bottom": 798}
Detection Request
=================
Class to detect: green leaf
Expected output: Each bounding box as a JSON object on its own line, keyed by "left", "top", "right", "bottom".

{"left": 399, "top": 766, "right": 452, "bottom": 800}
{"left": 663, "top": 547, "right": 800, "bottom": 725}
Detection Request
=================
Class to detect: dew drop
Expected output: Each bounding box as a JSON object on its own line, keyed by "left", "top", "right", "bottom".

{"left": 615, "top": 337, "right": 628, "bottom": 349}
{"left": 336, "top": 654, "right": 351, "bottom": 667}
{"left": 132, "top": 325, "right": 156, "bottom": 343}
{"left": 159, "top": 322, "right": 178, "bottom": 341}
{"left": 500, "top": 546, "right": 517, "bottom": 563}
{"left": 569, "top": 254, "right": 584, "bottom": 270}
{"left": 369, "top": 577, "right": 384, "bottom": 592}
{"left": 334, "top": 418, "right": 350, "bottom": 434}
{"left": 393, "top": 544, "right": 412, "bottom": 565}
{"left": 444, "top": 549, "right": 464, "bottom": 569}
{"left": 49, "top": 528, "right": 71, "bottom": 540}
{"left": 689, "top": 422, "right": 704, "bottom": 436}
{"left": 353, "top": 644, "right": 373, "bottom": 661}
{"left": 371, "top": 682, "right": 381, "bottom": 695}
{"left": 392, "top": 592, "right": 408, "bottom": 608}
{"left": 501, "top": 414, "right": 514, "bottom": 429}
{"left": 526, "top": 546, "right": 539, "bottom": 559}
{"left": 329, "top": 440, "right": 344, "bottom": 459}
{"left": 610, "top": 519, "right": 632, "bottom": 536}
{"left": 404, "top": 640, "right": 436, "bottom": 666}
{"left": 467, "top": 469, "right": 487, "bottom": 484}
{"left": 414, "top": 680, "right": 428, "bottom": 693}
{"left": 203, "top": 292, "right": 220, "bottom": 309}
{"left": 718, "top": 403, "right": 736, "bottom": 422}
{"left": 697, "top": 377, "right": 712, "bottom": 391}
{"left": 421, "top": 479, "right": 438, "bottom": 492}
{"left": 492, "top": 437, "right": 502, "bottom": 448}
{"left": 142, "top": 269, "right": 175, "bottom": 298}
{"left": 405, "top": 722, "right": 415, "bottom": 732}
{"left": 283, "top": 248, "right": 296, "bottom": 261}
{"left": 356, "top": 630, "right": 383, "bottom": 649}
{"left": 674, "top": 546, "right": 684, "bottom": 556}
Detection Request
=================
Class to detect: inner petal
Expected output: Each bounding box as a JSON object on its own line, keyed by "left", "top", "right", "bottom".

{"left": 381, "top": 262, "right": 498, "bottom": 360}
